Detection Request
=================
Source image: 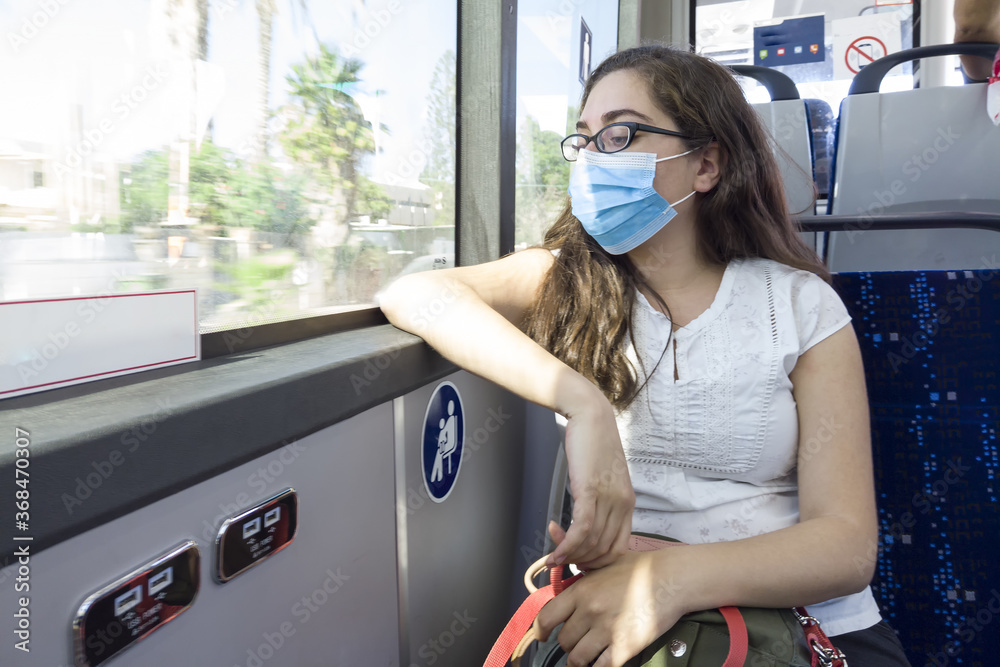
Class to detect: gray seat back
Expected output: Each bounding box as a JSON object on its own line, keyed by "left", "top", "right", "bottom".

{"left": 751, "top": 98, "right": 817, "bottom": 216}
{"left": 732, "top": 65, "right": 816, "bottom": 217}
{"left": 831, "top": 83, "right": 1000, "bottom": 216}
{"left": 826, "top": 44, "right": 1000, "bottom": 271}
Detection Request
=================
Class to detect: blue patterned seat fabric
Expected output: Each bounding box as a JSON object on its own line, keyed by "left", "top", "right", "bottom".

{"left": 834, "top": 269, "right": 1000, "bottom": 667}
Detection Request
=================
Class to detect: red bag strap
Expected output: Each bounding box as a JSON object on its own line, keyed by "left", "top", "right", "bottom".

{"left": 482, "top": 535, "right": 750, "bottom": 667}
{"left": 482, "top": 567, "right": 583, "bottom": 667}
{"left": 718, "top": 606, "right": 749, "bottom": 667}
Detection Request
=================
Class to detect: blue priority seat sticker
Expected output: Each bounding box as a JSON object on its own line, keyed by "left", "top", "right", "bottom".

{"left": 421, "top": 381, "right": 465, "bottom": 502}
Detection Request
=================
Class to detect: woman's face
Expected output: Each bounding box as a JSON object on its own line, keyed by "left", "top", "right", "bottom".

{"left": 577, "top": 69, "right": 700, "bottom": 208}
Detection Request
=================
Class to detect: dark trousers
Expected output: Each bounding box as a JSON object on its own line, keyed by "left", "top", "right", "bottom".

{"left": 832, "top": 620, "right": 912, "bottom": 666}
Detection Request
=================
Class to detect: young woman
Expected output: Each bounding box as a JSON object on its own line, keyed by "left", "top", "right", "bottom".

{"left": 379, "top": 45, "right": 911, "bottom": 667}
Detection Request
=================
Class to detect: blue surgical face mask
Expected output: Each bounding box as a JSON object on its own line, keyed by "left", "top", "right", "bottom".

{"left": 568, "top": 148, "right": 697, "bottom": 255}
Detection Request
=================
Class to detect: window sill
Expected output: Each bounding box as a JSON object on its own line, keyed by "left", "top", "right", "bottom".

{"left": 1, "top": 325, "right": 455, "bottom": 561}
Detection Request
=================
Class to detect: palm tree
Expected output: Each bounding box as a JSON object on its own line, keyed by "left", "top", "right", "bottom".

{"left": 160, "top": 0, "right": 210, "bottom": 224}
{"left": 280, "top": 44, "right": 373, "bottom": 220}
{"left": 254, "top": 0, "right": 319, "bottom": 163}
{"left": 254, "top": 0, "right": 276, "bottom": 163}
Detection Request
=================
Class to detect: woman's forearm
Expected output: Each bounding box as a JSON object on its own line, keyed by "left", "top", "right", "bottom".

{"left": 379, "top": 272, "right": 604, "bottom": 419}
{"left": 382, "top": 268, "right": 636, "bottom": 569}
{"left": 663, "top": 514, "right": 877, "bottom": 614}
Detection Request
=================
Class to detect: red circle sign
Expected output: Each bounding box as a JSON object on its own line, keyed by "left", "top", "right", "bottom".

{"left": 846, "top": 36, "right": 888, "bottom": 74}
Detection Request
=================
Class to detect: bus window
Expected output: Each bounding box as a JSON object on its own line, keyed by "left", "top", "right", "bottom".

{"left": 694, "top": 0, "right": 923, "bottom": 117}
{"left": 514, "top": 1, "right": 619, "bottom": 249}
{"left": 0, "top": 0, "right": 457, "bottom": 333}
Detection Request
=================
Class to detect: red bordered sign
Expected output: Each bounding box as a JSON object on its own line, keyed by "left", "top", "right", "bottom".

{"left": 845, "top": 35, "right": 888, "bottom": 74}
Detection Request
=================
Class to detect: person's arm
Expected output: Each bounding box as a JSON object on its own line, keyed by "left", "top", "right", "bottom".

{"left": 378, "top": 249, "right": 635, "bottom": 568}
{"left": 536, "top": 324, "right": 878, "bottom": 667}
{"left": 379, "top": 249, "right": 591, "bottom": 417}
{"left": 954, "top": 0, "right": 1000, "bottom": 80}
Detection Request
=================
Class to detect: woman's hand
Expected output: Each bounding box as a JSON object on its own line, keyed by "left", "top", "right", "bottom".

{"left": 536, "top": 546, "right": 689, "bottom": 667}
{"left": 547, "top": 398, "right": 635, "bottom": 570}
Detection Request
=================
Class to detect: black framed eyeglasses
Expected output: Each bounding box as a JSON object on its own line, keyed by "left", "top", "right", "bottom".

{"left": 560, "top": 122, "right": 691, "bottom": 161}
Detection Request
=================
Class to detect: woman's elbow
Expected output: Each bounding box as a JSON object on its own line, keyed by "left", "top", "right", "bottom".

{"left": 377, "top": 274, "right": 419, "bottom": 325}
{"left": 847, "top": 554, "right": 877, "bottom": 594}
{"left": 842, "top": 520, "right": 879, "bottom": 594}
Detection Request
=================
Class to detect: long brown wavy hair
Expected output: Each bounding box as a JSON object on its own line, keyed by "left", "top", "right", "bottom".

{"left": 523, "top": 45, "right": 830, "bottom": 412}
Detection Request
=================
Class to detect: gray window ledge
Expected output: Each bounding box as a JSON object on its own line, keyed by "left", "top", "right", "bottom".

{"left": 0, "top": 325, "right": 455, "bottom": 562}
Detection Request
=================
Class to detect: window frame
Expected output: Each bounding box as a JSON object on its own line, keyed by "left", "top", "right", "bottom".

{"left": 198, "top": 0, "right": 517, "bottom": 358}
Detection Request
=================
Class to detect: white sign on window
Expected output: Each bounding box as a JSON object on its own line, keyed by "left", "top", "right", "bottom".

{"left": 1, "top": 289, "right": 199, "bottom": 399}
{"left": 832, "top": 13, "right": 903, "bottom": 81}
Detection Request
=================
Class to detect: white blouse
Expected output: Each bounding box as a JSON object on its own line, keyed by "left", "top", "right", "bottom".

{"left": 617, "top": 257, "right": 882, "bottom": 636}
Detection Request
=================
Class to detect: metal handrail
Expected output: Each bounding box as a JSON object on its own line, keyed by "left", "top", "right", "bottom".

{"left": 849, "top": 42, "right": 1000, "bottom": 94}
{"left": 798, "top": 212, "right": 1000, "bottom": 235}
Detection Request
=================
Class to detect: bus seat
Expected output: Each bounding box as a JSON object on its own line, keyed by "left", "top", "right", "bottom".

{"left": 535, "top": 414, "right": 572, "bottom": 562}
{"left": 835, "top": 268, "right": 1000, "bottom": 666}
{"left": 826, "top": 43, "right": 1000, "bottom": 271}
{"left": 731, "top": 65, "right": 817, "bottom": 217}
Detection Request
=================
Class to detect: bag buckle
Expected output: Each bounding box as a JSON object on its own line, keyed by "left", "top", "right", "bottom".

{"left": 791, "top": 608, "right": 819, "bottom": 626}
{"left": 810, "top": 639, "right": 849, "bottom": 667}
